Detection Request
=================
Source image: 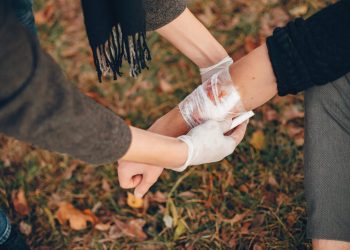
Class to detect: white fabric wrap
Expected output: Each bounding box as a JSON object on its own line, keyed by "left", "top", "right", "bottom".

{"left": 179, "top": 57, "right": 244, "bottom": 128}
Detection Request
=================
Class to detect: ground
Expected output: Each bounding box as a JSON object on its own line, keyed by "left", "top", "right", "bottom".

{"left": 0, "top": 0, "right": 334, "bottom": 249}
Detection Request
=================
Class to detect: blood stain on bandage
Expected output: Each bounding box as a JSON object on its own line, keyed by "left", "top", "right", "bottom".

{"left": 205, "top": 82, "right": 228, "bottom": 103}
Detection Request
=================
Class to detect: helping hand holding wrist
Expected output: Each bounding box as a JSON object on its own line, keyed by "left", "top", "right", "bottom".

{"left": 171, "top": 119, "right": 248, "bottom": 172}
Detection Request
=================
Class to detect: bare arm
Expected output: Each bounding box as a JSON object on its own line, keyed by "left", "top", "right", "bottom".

{"left": 151, "top": 43, "right": 277, "bottom": 135}
{"left": 121, "top": 127, "right": 187, "bottom": 168}
{"left": 156, "top": 8, "right": 228, "bottom": 68}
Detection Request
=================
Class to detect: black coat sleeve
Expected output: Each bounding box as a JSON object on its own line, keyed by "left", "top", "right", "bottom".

{"left": 0, "top": 1, "right": 131, "bottom": 165}
{"left": 266, "top": 0, "right": 350, "bottom": 96}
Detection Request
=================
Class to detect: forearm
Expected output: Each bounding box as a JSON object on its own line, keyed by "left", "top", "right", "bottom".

{"left": 231, "top": 43, "right": 277, "bottom": 111}
{"left": 121, "top": 126, "right": 187, "bottom": 168}
{"left": 151, "top": 43, "right": 277, "bottom": 137}
{"left": 156, "top": 8, "right": 228, "bottom": 68}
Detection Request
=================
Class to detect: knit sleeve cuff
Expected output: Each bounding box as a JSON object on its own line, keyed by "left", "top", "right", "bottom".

{"left": 266, "top": 19, "right": 314, "bottom": 96}
{"left": 144, "top": 0, "right": 187, "bottom": 31}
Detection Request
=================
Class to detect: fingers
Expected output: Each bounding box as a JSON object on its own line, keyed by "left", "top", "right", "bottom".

{"left": 117, "top": 161, "right": 143, "bottom": 189}
{"left": 217, "top": 119, "right": 232, "bottom": 133}
{"left": 134, "top": 174, "right": 158, "bottom": 198}
{"left": 118, "top": 161, "right": 164, "bottom": 198}
{"left": 230, "top": 120, "right": 249, "bottom": 144}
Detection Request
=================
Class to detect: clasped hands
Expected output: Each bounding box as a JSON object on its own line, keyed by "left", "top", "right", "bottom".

{"left": 118, "top": 56, "right": 250, "bottom": 198}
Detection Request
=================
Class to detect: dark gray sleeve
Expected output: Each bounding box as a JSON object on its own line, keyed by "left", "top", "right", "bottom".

{"left": 144, "top": 0, "right": 187, "bottom": 31}
{"left": 0, "top": 1, "right": 131, "bottom": 165}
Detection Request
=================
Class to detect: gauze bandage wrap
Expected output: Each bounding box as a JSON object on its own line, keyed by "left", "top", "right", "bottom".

{"left": 179, "top": 57, "right": 246, "bottom": 128}
{"left": 174, "top": 120, "right": 238, "bottom": 172}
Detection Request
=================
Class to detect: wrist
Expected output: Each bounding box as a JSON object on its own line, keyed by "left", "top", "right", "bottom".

{"left": 149, "top": 108, "right": 189, "bottom": 136}
{"left": 172, "top": 136, "right": 192, "bottom": 172}
{"left": 157, "top": 8, "right": 228, "bottom": 68}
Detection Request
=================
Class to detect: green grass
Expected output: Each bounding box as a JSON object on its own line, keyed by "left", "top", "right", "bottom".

{"left": 0, "top": 0, "right": 333, "bottom": 249}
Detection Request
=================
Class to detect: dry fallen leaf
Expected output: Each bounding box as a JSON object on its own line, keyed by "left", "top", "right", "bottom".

{"left": 95, "top": 223, "right": 111, "bottom": 231}
{"left": 34, "top": 3, "right": 54, "bottom": 25}
{"left": 12, "top": 189, "right": 30, "bottom": 216}
{"left": 282, "top": 106, "right": 304, "bottom": 125}
{"left": 127, "top": 192, "right": 144, "bottom": 209}
{"left": 250, "top": 130, "right": 266, "bottom": 150}
{"left": 268, "top": 174, "right": 279, "bottom": 188}
{"left": 56, "top": 202, "right": 98, "bottom": 230}
{"left": 109, "top": 219, "right": 147, "bottom": 240}
{"left": 289, "top": 5, "right": 308, "bottom": 17}
{"left": 159, "top": 79, "right": 174, "bottom": 93}
{"left": 148, "top": 191, "right": 167, "bottom": 203}
{"left": 174, "top": 219, "right": 188, "bottom": 240}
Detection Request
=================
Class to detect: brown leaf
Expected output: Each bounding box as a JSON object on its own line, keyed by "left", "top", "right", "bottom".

{"left": 56, "top": 202, "right": 97, "bottom": 230}
{"left": 159, "top": 79, "right": 174, "bottom": 93}
{"left": 287, "top": 212, "right": 297, "bottom": 227}
{"left": 84, "top": 92, "right": 111, "bottom": 109}
{"left": 127, "top": 192, "right": 144, "bottom": 209}
{"left": 268, "top": 174, "right": 279, "bottom": 188}
{"left": 277, "top": 193, "right": 291, "bottom": 206}
{"left": 34, "top": 3, "right": 55, "bottom": 25}
{"left": 61, "top": 45, "right": 81, "bottom": 58}
{"left": 289, "top": 5, "right": 308, "bottom": 17}
{"left": 244, "top": 36, "right": 259, "bottom": 53}
{"left": 253, "top": 243, "right": 264, "bottom": 250}
{"left": 282, "top": 106, "right": 304, "bottom": 125}
{"left": 12, "top": 189, "right": 30, "bottom": 216}
{"left": 62, "top": 162, "right": 79, "bottom": 180}
{"left": 148, "top": 191, "right": 167, "bottom": 203}
{"left": 109, "top": 218, "right": 147, "bottom": 240}
{"left": 102, "top": 179, "right": 111, "bottom": 193}
{"left": 264, "top": 108, "right": 278, "bottom": 122}
{"left": 250, "top": 130, "right": 266, "bottom": 150}
{"left": 95, "top": 223, "right": 111, "bottom": 231}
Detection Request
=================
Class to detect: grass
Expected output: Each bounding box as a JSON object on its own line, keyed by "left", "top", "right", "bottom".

{"left": 0, "top": 0, "right": 333, "bottom": 249}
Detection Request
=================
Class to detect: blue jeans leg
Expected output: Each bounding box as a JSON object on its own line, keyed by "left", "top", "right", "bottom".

{"left": 0, "top": 210, "right": 11, "bottom": 245}
{"left": 12, "top": 0, "right": 37, "bottom": 34}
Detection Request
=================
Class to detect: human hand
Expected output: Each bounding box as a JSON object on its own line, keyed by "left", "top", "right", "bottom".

{"left": 118, "top": 161, "right": 164, "bottom": 198}
{"left": 175, "top": 119, "right": 249, "bottom": 172}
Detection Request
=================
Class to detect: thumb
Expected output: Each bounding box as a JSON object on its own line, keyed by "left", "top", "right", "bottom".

{"left": 230, "top": 120, "right": 249, "bottom": 144}
{"left": 134, "top": 175, "right": 157, "bottom": 199}
{"left": 217, "top": 119, "right": 233, "bottom": 133}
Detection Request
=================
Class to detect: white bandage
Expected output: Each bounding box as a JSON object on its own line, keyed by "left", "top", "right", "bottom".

{"left": 179, "top": 57, "right": 245, "bottom": 128}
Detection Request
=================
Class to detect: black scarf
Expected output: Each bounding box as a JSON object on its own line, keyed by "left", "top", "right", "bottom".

{"left": 81, "top": 0, "right": 151, "bottom": 81}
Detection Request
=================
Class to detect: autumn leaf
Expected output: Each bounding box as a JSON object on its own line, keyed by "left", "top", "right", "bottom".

{"left": 95, "top": 223, "right": 111, "bottom": 231}
{"left": 127, "top": 192, "right": 144, "bottom": 209}
{"left": 289, "top": 5, "right": 308, "bottom": 17}
{"left": 34, "top": 3, "right": 54, "bottom": 25}
{"left": 109, "top": 219, "right": 147, "bottom": 240}
{"left": 281, "top": 106, "right": 304, "bottom": 125}
{"left": 56, "top": 202, "right": 98, "bottom": 230}
{"left": 148, "top": 191, "right": 167, "bottom": 203}
{"left": 250, "top": 130, "right": 266, "bottom": 150}
{"left": 174, "top": 219, "right": 188, "bottom": 240}
{"left": 159, "top": 79, "right": 174, "bottom": 93}
{"left": 12, "top": 189, "right": 30, "bottom": 216}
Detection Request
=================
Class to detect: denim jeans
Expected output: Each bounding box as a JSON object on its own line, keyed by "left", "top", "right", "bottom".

{"left": 12, "top": 0, "right": 36, "bottom": 34}
{"left": 0, "top": 210, "right": 11, "bottom": 245}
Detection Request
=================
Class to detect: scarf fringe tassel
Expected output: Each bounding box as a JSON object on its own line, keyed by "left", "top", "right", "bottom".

{"left": 92, "top": 24, "right": 151, "bottom": 82}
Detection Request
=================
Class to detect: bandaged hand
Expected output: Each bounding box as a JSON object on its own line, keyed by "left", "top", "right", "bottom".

{"left": 173, "top": 119, "right": 248, "bottom": 172}
{"left": 179, "top": 56, "right": 246, "bottom": 128}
